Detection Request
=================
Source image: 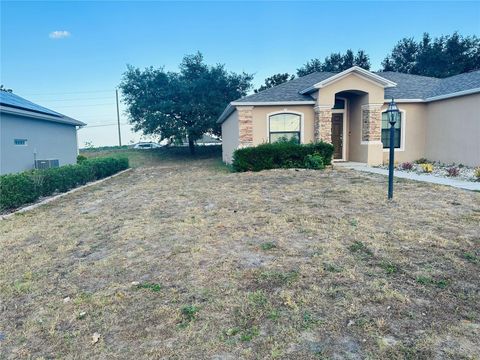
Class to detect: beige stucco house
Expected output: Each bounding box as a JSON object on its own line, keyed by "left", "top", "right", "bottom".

{"left": 217, "top": 67, "right": 480, "bottom": 167}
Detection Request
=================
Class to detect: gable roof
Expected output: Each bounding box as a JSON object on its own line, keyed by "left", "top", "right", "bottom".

{"left": 299, "top": 66, "right": 397, "bottom": 94}
{"left": 0, "top": 91, "right": 86, "bottom": 126}
{"left": 217, "top": 68, "right": 480, "bottom": 123}
{"left": 232, "top": 72, "right": 335, "bottom": 104}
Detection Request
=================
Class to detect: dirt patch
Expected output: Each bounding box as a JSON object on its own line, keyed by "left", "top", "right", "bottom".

{"left": 0, "top": 149, "right": 479, "bottom": 359}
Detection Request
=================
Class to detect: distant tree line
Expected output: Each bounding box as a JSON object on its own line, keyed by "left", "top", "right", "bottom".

{"left": 254, "top": 32, "right": 480, "bottom": 92}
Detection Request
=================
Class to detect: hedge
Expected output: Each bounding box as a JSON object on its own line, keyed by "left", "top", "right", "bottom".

{"left": 232, "top": 141, "right": 334, "bottom": 172}
{"left": 0, "top": 157, "right": 129, "bottom": 211}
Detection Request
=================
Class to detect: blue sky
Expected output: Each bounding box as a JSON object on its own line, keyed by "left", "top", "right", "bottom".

{"left": 1, "top": 1, "right": 479, "bottom": 146}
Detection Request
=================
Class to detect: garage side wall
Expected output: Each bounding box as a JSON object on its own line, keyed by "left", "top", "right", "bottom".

{"left": 0, "top": 113, "right": 79, "bottom": 174}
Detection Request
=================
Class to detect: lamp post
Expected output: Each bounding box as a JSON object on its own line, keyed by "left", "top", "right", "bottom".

{"left": 386, "top": 98, "right": 400, "bottom": 200}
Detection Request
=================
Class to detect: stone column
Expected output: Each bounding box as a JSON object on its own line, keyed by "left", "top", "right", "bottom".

{"left": 237, "top": 106, "right": 253, "bottom": 148}
{"left": 314, "top": 105, "right": 333, "bottom": 143}
{"left": 361, "top": 104, "right": 382, "bottom": 142}
{"left": 361, "top": 103, "right": 383, "bottom": 165}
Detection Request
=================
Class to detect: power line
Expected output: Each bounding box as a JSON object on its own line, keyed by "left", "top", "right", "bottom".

{"left": 50, "top": 103, "right": 115, "bottom": 108}
{"left": 33, "top": 96, "right": 115, "bottom": 102}
{"left": 20, "top": 89, "right": 114, "bottom": 96}
{"left": 81, "top": 123, "right": 129, "bottom": 128}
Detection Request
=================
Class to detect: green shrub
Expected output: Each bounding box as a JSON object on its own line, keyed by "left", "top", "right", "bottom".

{"left": 232, "top": 142, "right": 334, "bottom": 172}
{"left": 77, "top": 154, "right": 88, "bottom": 163}
{"left": 0, "top": 173, "right": 39, "bottom": 210}
{"left": 0, "top": 157, "right": 129, "bottom": 211}
{"left": 304, "top": 154, "right": 325, "bottom": 170}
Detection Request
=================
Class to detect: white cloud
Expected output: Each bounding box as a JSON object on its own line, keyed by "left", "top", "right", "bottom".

{"left": 49, "top": 30, "right": 71, "bottom": 39}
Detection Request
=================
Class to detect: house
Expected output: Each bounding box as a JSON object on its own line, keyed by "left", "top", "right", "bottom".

{"left": 0, "top": 91, "right": 86, "bottom": 174}
{"left": 218, "top": 67, "right": 480, "bottom": 167}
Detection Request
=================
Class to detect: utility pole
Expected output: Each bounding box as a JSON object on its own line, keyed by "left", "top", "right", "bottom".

{"left": 116, "top": 89, "right": 122, "bottom": 146}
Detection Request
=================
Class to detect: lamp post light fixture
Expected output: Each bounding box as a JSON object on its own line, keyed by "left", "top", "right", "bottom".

{"left": 386, "top": 98, "right": 400, "bottom": 200}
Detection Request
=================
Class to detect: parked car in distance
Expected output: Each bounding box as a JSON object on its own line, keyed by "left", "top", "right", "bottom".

{"left": 133, "top": 142, "right": 163, "bottom": 149}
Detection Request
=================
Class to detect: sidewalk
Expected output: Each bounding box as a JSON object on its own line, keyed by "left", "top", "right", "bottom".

{"left": 334, "top": 162, "right": 480, "bottom": 191}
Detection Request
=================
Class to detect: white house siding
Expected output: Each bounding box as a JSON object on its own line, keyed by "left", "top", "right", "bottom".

{"left": 0, "top": 113, "right": 79, "bottom": 174}
{"left": 221, "top": 110, "right": 239, "bottom": 164}
{"left": 425, "top": 93, "right": 480, "bottom": 167}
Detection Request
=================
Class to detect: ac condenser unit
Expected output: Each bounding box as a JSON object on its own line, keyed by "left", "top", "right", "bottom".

{"left": 35, "top": 159, "right": 60, "bottom": 169}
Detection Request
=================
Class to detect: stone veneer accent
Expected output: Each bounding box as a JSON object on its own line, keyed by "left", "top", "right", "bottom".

{"left": 361, "top": 104, "right": 382, "bottom": 142}
{"left": 314, "top": 106, "right": 333, "bottom": 143}
{"left": 237, "top": 106, "right": 254, "bottom": 147}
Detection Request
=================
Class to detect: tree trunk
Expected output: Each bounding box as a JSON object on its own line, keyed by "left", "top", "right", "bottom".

{"left": 188, "top": 138, "right": 195, "bottom": 155}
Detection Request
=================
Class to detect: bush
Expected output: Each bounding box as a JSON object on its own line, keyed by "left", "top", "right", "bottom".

{"left": 399, "top": 162, "right": 414, "bottom": 170}
{"left": 77, "top": 154, "right": 88, "bottom": 163}
{"left": 446, "top": 167, "right": 460, "bottom": 177}
{"left": 421, "top": 163, "right": 433, "bottom": 173}
{"left": 232, "top": 142, "right": 334, "bottom": 172}
{"left": 0, "top": 173, "right": 39, "bottom": 211}
{"left": 304, "top": 154, "right": 325, "bottom": 170}
{"left": 415, "top": 158, "right": 430, "bottom": 164}
{"left": 474, "top": 167, "right": 480, "bottom": 181}
{"left": 0, "top": 157, "right": 129, "bottom": 211}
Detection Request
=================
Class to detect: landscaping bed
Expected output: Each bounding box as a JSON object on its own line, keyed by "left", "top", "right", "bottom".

{"left": 0, "top": 148, "right": 479, "bottom": 359}
{"left": 376, "top": 160, "right": 480, "bottom": 182}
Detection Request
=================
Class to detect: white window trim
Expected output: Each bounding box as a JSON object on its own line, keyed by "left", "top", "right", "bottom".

{"left": 382, "top": 109, "right": 406, "bottom": 152}
{"left": 266, "top": 110, "right": 305, "bottom": 144}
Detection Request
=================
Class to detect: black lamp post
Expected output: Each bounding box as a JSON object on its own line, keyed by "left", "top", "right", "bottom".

{"left": 386, "top": 98, "right": 400, "bottom": 199}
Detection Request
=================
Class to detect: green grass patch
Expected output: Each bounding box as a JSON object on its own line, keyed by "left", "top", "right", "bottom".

{"left": 260, "top": 242, "right": 276, "bottom": 251}
{"left": 178, "top": 305, "right": 199, "bottom": 328}
{"left": 416, "top": 276, "right": 449, "bottom": 289}
{"left": 136, "top": 282, "right": 162, "bottom": 292}
{"left": 248, "top": 290, "right": 268, "bottom": 307}
{"left": 258, "top": 270, "right": 299, "bottom": 287}
{"left": 380, "top": 261, "right": 398, "bottom": 274}
{"left": 348, "top": 241, "right": 373, "bottom": 256}
{"left": 461, "top": 251, "right": 479, "bottom": 264}
{"left": 240, "top": 326, "right": 259, "bottom": 342}
{"left": 81, "top": 145, "right": 221, "bottom": 168}
{"left": 323, "top": 263, "right": 342, "bottom": 273}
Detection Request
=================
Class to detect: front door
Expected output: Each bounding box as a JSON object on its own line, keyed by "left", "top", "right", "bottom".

{"left": 331, "top": 113, "right": 343, "bottom": 160}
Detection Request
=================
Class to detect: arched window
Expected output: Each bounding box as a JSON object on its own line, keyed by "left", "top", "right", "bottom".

{"left": 269, "top": 113, "right": 301, "bottom": 143}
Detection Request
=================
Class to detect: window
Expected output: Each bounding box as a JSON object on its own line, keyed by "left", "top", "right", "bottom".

{"left": 14, "top": 139, "right": 27, "bottom": 146}
{"left": 381, "top": 112, "right": 402, "bottom": 149}
{"left": 269, "top": 113, "right": 301, "bottom": 143}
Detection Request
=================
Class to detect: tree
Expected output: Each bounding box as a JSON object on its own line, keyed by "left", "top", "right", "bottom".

{"left": 297, "top": 50, "right": 371, "bottom": 76}
{"left": 354, "top": 50, "right": 371, "bottom": 70}
{"left": 382, "top": 37, "right": 418, "bottom": 74}
{"left": 322, "top": 52, "right": 344, "bottom": 72}
{"left": 296, "top": 58, "right": 322, "bottom": 76}
{"left": 0, "top": 85, "right": 12, "bottom": 92}
{"left": 381, "top": 56, "right": 395, "bottom": 72}
{"left": 254, "top": 73, "right": 295, "bottom": 93}
{"left": 382, "top": 32, "right": 480, "bottom": 77}
{"left": 120, "top": 52, "right": 253, "bottom": 154}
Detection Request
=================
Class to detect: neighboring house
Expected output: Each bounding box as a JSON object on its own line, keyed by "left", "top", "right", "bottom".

{"left": 218, "top": 66, "right": 480, "bottom": 167}
{"left": 0, "top": 91, "right": 86, "bottom": 175}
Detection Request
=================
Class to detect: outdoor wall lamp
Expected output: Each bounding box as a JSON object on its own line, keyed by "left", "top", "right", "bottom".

{"left": 386, "top": 98, "right": 400, "bottom": 199}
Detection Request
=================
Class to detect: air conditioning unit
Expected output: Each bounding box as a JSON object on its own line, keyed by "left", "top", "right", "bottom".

{"left": 35, "top": 159, "right": 60, "bottom": 169}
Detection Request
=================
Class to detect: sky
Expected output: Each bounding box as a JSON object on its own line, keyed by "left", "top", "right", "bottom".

{"left": 1, "top": 1, "right": 479, "bottom": 147}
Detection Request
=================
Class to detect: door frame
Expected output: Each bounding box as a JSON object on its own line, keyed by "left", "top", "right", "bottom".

{"left": 332, "top": 97, "right": 347, "bottom": 161}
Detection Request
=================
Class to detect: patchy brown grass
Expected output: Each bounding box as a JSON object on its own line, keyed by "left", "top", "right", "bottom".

{"left": 1, "top": 148, "right": 479, "bottom": 359}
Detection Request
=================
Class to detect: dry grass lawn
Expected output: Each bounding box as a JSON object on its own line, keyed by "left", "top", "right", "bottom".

{"left": 1, "top": 147, "right": 479, "bottom": 359}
